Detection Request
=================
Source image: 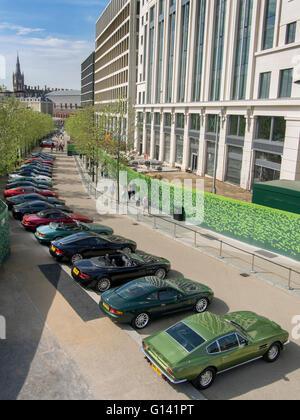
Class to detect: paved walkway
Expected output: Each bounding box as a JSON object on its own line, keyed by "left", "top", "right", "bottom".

{"left": 0, "top": 143, "right": 300, "bottom": 400}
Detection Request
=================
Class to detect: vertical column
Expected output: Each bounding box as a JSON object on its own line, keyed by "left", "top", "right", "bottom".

{"left": 134, "top": 112, "right": 139, "bottom": 150}
{"left": 159, "top": 111, "right": 165, "bottom": 162}
{"left": 216, "top": 112, "right": 229, "bottom": 181}
{"left": 182, "top": 112, "right": 190, "bottom": 170}
{"left": 197, "top": 112, "right": 207, "bottom": 176}
{"left": 150, "top": 111, "right": 155, "bottom": 159}
{"left": 170, "top": 110, "right": 176, "bottom": 167}
{"left": 240, "top": 112, "right": 255, "bottom": 190}
{"left": 142, "top": 113, "right": 147, "bottom": 155}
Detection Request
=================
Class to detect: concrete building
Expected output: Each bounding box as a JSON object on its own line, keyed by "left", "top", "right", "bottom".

{"left": 94, "top": 0, "right": 140, "bottom": 133}
{"left": 134, "top": 0, "right": 300, "bottom": 189}
{"left": 81, "top": 52, "right": 95, "bottom": 107}
{"left": 19, "top": 97, "right": 54, "bottom": 115}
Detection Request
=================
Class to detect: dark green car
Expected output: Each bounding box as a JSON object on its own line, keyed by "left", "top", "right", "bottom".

{"left": 35, "top": 221, "right": 113, "bottom": 243}
{"left": 99, "top": 276, "right": 214, "bottom": 329}
{"left": 142, "top": 311, "right": 289, "bottom": 389}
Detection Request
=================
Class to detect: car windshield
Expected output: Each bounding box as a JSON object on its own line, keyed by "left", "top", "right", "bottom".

{"left": 115, "top": 282, "right": 150, "bottom": 299}
{"left": 130, "top": 254, "right": 145, "bottom": 264}
{"left": 166, "top": 322, "right": 206, "bottom": 353}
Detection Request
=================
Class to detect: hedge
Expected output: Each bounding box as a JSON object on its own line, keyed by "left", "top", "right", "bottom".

{"left": 0, "top": 200, "right": 10, "bottom": 264}
{"left": 97, "top": 150, "right": 300, "bottom": 261}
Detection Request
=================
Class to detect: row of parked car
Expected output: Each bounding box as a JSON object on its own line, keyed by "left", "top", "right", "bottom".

{"left": 4, "top": 148, "right": 289, "bottom": 391}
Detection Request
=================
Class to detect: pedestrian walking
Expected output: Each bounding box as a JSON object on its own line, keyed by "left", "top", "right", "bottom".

{"left": 51, "top": 143, "right": 54, "bottom": 153}
{"left": 128, "top": 182, "right": 137, "bottom": 200}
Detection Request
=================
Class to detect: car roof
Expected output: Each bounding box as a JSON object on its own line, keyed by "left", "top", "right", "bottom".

{"left": 183, "top": 312, "right": 236, "bottom": 342}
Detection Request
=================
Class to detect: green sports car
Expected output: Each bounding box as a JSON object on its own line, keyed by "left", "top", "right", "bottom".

{"left": 142, "top": 311, "right": 289, "bottom": 389}
{"left": 99, "top": 276, "right": 214, "bottom": 329}
{"left": 35, "top": 221, "right": 114, "bottom": 243}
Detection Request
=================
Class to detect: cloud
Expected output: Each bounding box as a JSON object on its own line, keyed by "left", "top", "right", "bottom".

{"left": 0, "top": 22, "right": 45, "bottom": 36}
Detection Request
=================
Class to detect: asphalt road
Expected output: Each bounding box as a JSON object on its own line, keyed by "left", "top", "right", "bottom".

{"left": 0, "top": 148, "right": 299, "bottom": 400}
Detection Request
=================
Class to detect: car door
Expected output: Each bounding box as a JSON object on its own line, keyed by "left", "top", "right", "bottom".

{"left": 157, "top": 289, "right": 183, "bottom": 314}
{"left": 217, "top": 333, "right": 242, "bottom": 371}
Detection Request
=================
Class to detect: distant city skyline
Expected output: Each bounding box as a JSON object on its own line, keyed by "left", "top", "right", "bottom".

{"left": 0, "top": 0, "right": 107, "bottom": 90}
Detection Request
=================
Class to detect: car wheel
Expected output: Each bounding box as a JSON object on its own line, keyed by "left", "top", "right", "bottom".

{"left": 154, "top": 268, "right": 166, "bottom": 279}
{"left": 132, "top": 313, "right": 150, "bottom": 329}
{"left": 122, "top": 247, "right": 132, "bottom": 254}
{"left": 194, "top": 298, "right": 209, "bottom": 313}
{"left": 96, "top": 277, "right": 111, "bottom": 292}
{"left": 192, "top": 367, "right": 216, "bottom": 390}
{"left": 71, "top": 253, "right": 83, "bottom": 264}
{"left": 263, "top": 342, "right": 281, "bottom": 363}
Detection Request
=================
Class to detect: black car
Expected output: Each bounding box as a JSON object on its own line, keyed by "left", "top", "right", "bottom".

{"left": 12, "top": 169, "right": 52, "bottom": 177}
{"left": 12, "top": 200, "right": 72, "bottom": 220}
{"left": 71, "top": 250, "right": 171, "bottom": 292}
{"left": 49, "top": 232, "right": 137, "bottom": 265}
{"left": 6, "top": 181, "right": 53, "bottom": 190}
{"left": 6, "top": 193, "right": 65, "bottom": 210}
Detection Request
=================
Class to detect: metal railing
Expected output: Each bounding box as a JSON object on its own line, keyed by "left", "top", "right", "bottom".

{"left": 74, "top": 156, "right": 300, "bottom": 292}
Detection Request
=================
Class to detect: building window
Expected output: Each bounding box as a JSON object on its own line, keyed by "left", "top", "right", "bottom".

{"left": 205, "top": 141, "right": 216, "bottom": 176}
{"left": 166, "top": 5, "right": 176, "bottom": 102}
{"left": 286, "top": 22, "right": 296, "bottom": 44}
{"left": 175, "top": 135, "right": 184, "bottom": 164}
{"left": 189, "top": 138, "right": 199, "bottom": 171}
{"left": 154, "top": 131, "right": 160, "bottom": 159}
{"left": 210, "top": 0, "right": 227, "bottom": 101}
{"left": 146, "top": 112, "right": 151, "bottom": 124}
{"left": 190, "top": 114, "right": 201, "bottom": 131}
{"left": 176, "top": 113, "right": 185, "bottom": 128}
{"left": 192, "top": 0, "right": 206, "bottom": 102}
{"left": 147, "top": 8, "right": 155, "bottom": 104}
{"left": 228, "top": 115, "right": 246, "bottom": 137}
{"left": 177, "top": 0, "right": 190, "bottom": 102}
{"left": 258, "top": 72, "right": 271, "bottom": 99}
{"left": 253, "top": 151, "right": 281, "bottom": 183}
{"left": 256, "top": 116, "right": 286, "bottom": 142}
{"left": 156, "top": 14, "right": 164, "bottom": 103}
{"left": 232, "top": 0, "right": 253, "bottom": 100}
{"left": 278, "top": 68, "right": 293, "bottom": 98}
{"left": 164, "top": 113, "right": 172, "bottom": 127}
{"left": 154, "top": 112, "right": 161, "bottom": 125}
{"left": 164, "top": 133, "right": 171, "bottom": 162}
{"left": 206, "top": 115, "right": 220, "bottom": 134}
{"left": 262, "top": 0, "right": 277, "bottom": 50}
{"left": 146, "top": 129, "right": 151, "bottom": 155}
{"left": 226, "top": 146, "right": 243, "bottom": 185}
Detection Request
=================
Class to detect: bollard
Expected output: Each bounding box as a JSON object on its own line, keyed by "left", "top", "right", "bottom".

{"left": 251, "top": 254, "right": 256, "bottom": 273}
{"left": 194, "top": 231, "right": 197, "bottom": 247}
{"left": 219, "top": 241, "right": 223, "bottom": 258}
{"left": 288, "top": 268, "right": 292, "bottom": 290}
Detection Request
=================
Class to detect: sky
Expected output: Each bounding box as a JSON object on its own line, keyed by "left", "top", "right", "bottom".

{"left": 0, "top": 0, "right": 107, "bottom": 90}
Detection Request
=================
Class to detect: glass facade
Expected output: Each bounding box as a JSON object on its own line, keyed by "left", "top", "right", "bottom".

{"left": 232, "top": 0, "right": 253, "bottom": 100}
{"left": 286, "top": 22, "right": 296, "bottom": 44}
{"left": 147, "top": 7, "right": 155, "bottom": 104}
{"left": 155, "top": 131, "right": 160, "bottom": 159}
{"left": 164, "top": 113, "right": 172, "bottom": 127}
{"left": 254, "top": 151, "right": 281, "bottom": 183}
{"left": 166, "top": 4, "right": 176, "bottom": 103}
{"left": 164, "top": 133, "right": 171, "bottom": 162}
{"left": 278, "top": 68, "right": 293, "bottom": 98}
{"left": 228, "top": 115, "right": 245, "bottom": 137}
{"left": 207, "top": 115, "right": 220, "bottom": 134}
{"left": 190, "top": 114, "right": 201, "bottom": 131}
{"left": 176, "top": 113, "right": 185, "bottom": 128}
{"left": 156, "top": 1, "right": 165, "bottom": 103}
{"left": 178, "top": 0, "right": 190, "bottom": 102}
{"left": 256, "top": 116, "right": 286, "bottom": 142}
{"left": 262, "top": 0, "right": 277, "bottom": 50}
{"left": 175, "top": 135, "right": 184, "bottom": 164}
{"left": 205, "top": 141, "right": 216, "bottom": 176}
{"left": 258, "top": 72, "right": 271, "bottom": 99}
{"left": 226, "top": 146, "right": 243, "bottom": 185}
{"left": 210, "top": 0, "right": 227, "bottom": 101}
{"left": 189, "top": 138, "right": 199, "bottom": 171}
{"left": 192, "top": 0, "right": 206, "bottom": 102}
{"left": 146, "top": 129, "right": 151, "bottom": 155}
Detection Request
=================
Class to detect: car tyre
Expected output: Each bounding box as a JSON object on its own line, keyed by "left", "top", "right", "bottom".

{"left": 194, "top": 298, "right": 209, "bottom": 313}
{"left": 263, "top": 342, "right": 281, "bottom": 363}
{"left": 71, "top": 253, "right": 83, "bottom": 264}
{"left": 154, "top": 268, "right": 167, "bottom": 279}
{"left": 132, "top": 313, "right": 150, "bottom": 329}
{"left": 192, "top": 367, "right": 216, "bottom": 390}
{"left": 96, "top": 277, "right": 111, "bottom": 292}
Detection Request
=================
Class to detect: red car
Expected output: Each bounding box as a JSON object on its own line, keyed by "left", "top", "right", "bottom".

{"left": 22, "top": 209, "right": 93, "bottom": 231}
{"left": 4, "top": 186, "right": 58, "bottom": 199}
{"left": 24, "top": 159, "right": 54, "bottom": 166}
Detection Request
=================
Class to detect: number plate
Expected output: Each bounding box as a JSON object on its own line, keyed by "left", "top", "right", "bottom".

{"left": 103, "top": 303, "right": 109, "bottom": 311}
{"left": 152, "top": 364, "right": 162, "bottom": 376}
{"left": 73, "top": 268, "right": 79, "bottom": 275}
{"left": 51, "top": 245, "right": 56, "bottom": 252}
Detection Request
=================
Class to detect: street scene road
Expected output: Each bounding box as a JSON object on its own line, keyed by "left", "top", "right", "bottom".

{"left": 0, "top": 138, "right": 299, "bottom": 400}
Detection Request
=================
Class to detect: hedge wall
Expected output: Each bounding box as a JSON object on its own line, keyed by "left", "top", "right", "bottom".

{"left": 0, "top": 200, "right": 10, "bottom": 264}
{"left": 99, "top": 151, "right": 300, "bottom": 261}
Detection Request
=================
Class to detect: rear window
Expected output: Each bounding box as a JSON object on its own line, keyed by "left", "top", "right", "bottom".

{"left": 116, "top": 282, "right": 149, "bottom": 299}
{"left": 166, "top": 322, "right": 205, "bottom": 352}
